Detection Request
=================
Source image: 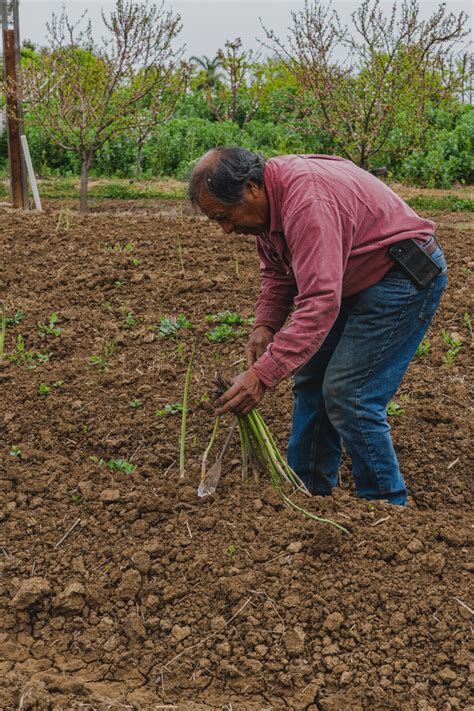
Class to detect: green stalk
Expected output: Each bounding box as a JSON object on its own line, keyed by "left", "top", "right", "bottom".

{"left": 237, "top": 418, "right": 249, "bottom": 480}
{"left": 0, "top": 302, "right": 5, "bottom": 362}
{"left": 255, "top": 411, "right": 308, "bottom": 493}
{"left": 179, "top": 346, "right": 195, "bottom": 478}
{"left": 247, "top": 410, "right": 288, "bottom": 486}
{"left": 281, "top": 492, "right": 350, "bottom": 534}
{"left": 201, "top": 415, "right": 220, "bottom": 481}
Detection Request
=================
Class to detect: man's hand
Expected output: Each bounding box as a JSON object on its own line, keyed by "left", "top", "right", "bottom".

{"left": 215, "top": 369, "right": 267, "bottom": 416}
{"left": 245, "top": 325, "right": 275, "bottom": 368}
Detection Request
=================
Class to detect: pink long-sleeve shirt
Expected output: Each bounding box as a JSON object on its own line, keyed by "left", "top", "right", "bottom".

{"left": 251, "top": 155, "right": 436, "bottom": 388}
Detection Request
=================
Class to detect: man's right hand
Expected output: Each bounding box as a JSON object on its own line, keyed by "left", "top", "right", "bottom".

{"left": 245, "top": 326, "right": 275, "bottom": 368}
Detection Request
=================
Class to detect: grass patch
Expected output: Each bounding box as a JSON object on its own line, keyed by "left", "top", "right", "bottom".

{"left": 0, "top": 177, "right": 187, "bottom": 201}
{"left": 406, "top": 195, "right": 474, "bottom": 212}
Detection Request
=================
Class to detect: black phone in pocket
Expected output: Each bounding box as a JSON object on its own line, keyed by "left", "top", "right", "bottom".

{"left": 388, "top": 239, "right": 442, "bottom": 289}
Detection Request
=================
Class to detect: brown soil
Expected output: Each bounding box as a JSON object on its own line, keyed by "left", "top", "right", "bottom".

{"left": 0, "top": 200, "right": 472, "bottom": 711}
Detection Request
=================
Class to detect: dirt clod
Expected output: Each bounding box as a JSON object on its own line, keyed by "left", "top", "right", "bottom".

{"left": 10, "top": 577, "right": 51, "bottom": 609}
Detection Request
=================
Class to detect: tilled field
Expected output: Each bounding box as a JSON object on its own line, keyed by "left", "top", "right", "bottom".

{"left": 0, "top": 201, "right": 472, "bottom": 710}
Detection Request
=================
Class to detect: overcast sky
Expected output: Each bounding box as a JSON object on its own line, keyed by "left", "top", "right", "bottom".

{"left": 18, "top": 0, "right": 472, "bottom": 59}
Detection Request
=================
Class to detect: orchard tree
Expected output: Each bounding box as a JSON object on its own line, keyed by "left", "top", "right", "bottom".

{"left": 16, "top": 0, "right": 185, "bottom": 211}
{"left": 263, "top": 0, "right": 469, "bottom": 169}
{"left": 207, "top": 38, "right": 263, "bottom": 127}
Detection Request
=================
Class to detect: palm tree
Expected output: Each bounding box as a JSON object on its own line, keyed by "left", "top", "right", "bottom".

{"left": 190, "top": 54, "right": 222, "bottom": 91}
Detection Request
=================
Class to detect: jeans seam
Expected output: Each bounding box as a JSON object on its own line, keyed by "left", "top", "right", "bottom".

{"left": 354, "top": 290, "right": 417, "bottom": 495}
{"left": 308, "top": 407, "right": 324, "bottom": 472}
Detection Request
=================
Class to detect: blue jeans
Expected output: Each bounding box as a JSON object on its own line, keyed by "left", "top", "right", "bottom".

{"left": 287, "top": 245, "right": 447, "bottom": 505}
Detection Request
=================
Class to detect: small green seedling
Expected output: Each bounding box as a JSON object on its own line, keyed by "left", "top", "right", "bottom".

{"left": 129, "top": 399, "right": 143, "bottom": 409}
{"left": 462, "top": 267, "right": 471, "bottom": 277}
{"left": 156, "top": 314, "right": 192, "bottom": 339}
{"left": 53, "top": 380, "right": 64, "bottom": 388}
{"left": 105, "top": 241, "right": 134, "bottom": 254}
{"left": 6, "top": 310, "right": 24, "bottom": 327}
{"left": 10, "top": 335, "right": 33, "bottom": 365}
{"left": 131, "top": 257, "right": 141, "bottom": 267}
{"left": 123, "top": 310, "right": 143, "bottom": 329}
{"left": 38, "top": 383, "right": 51, "bottom": 396}
{"left": 387, "top": 400, "right": 405, "bottom": 417}
{"left": 107, "top": 458, "right": 137, "bottom": 474}
{"left": 114, "top": 280, "right": 125, "bottom": 289}
{"left": 90, "top": 455, "right": 106, "bottom": 466}
{"left": 367, "top": 502, "right": 376, "bottom": 512}
{"left": 89, "top": 354, "right": 108, "bottom": 370}
{"left": 207, "top": 324, "right": 246, "bottom": 342}
{"left": 36, "top": 352, "right": 53, "bottom": 364}
{"left": 70, "top": 494, "right": 82, "bottom": 503}
{"left": 415, "top": 339, "right": 431, "bottom": 357}
{"left": 102, "top": 302, "right": 113, "bottom": 312}
{"left": 37, "top": 312, "right": 62, "bottom": 338}
{"left": 10, "top": 444, "right": 22, "bottom": 458}
{"left": 441, "top": 329, "right": 462, "bottom": 365}
{"left": 206, "top": 311, "right": 246, "bottom": 325}
{"left": 89, "top": 341, "right": 116, "bottom": 371}
{"left": 463, "top": 312, "right": 473, "bottom": 339}
{"left": 156, "top": 403, "right": 183, "bottom": 417}
{"left": 206, "top": 311, "right": 255, "bottom": 326}
{"left": 226, "top": 544, "right": 236, "bottom": 561}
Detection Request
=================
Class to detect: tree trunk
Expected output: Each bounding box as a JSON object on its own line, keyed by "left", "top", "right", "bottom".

{"left": 80, "top": 155, "right": 90, "bottom": 213}
{"left": 136, "top": 140, "right": 144, "bottom": 178}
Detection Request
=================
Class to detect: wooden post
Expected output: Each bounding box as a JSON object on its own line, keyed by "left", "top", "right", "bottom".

{"left": 13, "top": 0, "right": 29, "bottom": 208}
{"left": 2, "top": 1, "right": 25, "bottom": 208}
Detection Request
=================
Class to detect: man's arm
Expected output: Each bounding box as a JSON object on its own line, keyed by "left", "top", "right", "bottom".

{"left": 252, "top": 199, "right": 353, "bottom": 387}
{"left": 216, "top": 199, "right": 353, "bottom": 416}
{"left": 253, "top": 235, "right": 298, "bottom": 332}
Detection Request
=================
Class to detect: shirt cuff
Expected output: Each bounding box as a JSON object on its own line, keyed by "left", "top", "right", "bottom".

{"left": 251, "top": 352, "right": 288, "bottom": 388}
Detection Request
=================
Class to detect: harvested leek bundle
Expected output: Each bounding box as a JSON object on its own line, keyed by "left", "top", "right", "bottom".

{"left": 198, "top": 377, "right": 349, "bottom": 534}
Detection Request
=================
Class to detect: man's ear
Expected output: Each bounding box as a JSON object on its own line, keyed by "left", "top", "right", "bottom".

{"left": 246, "top": 181, "right": 260, "bottom": 198}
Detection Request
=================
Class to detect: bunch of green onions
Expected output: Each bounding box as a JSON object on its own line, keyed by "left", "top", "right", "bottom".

{"left": 199, "top": 377, "right": 349, "bottom": 534}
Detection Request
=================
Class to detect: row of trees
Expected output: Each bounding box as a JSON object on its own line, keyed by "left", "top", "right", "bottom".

{"left": 5, "top": 0, "right": 473, "bottom": 210}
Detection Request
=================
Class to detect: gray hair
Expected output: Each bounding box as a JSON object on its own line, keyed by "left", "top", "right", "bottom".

{"left": 188, "top": 147, "right": 266, "bottom": 206}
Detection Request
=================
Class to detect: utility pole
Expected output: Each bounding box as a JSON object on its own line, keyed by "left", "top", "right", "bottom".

{"left": 2, "top": 0, "right": 28, "bottom": 208}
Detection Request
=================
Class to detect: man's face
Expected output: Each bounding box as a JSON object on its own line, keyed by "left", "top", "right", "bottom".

{"left": 197, "top": 183, "right": 269, "bottom": 236}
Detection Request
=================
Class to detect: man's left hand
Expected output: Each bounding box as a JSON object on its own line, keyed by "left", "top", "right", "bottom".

{"left": 215, "top": 370, "right": 267, "bottom": 416}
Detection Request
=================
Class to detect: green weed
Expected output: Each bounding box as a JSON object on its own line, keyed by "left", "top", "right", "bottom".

{"left": 36, "top": 352, "right": 53, "bottom": 364}
{"left": 207, "top": 324, "right": 246, "bottom": 342}
{"left": 463, "top": 312, "right": 473, "bottom": 339}
{"left": 105, "top": 241, "right": 134, "bottom": 254}
{"left": 6, "top": 310, "right": 24, "bottom": 327}
{"left": 89, "top": 341, "right": 116, "bottom": 371}
{"left": 10, "top": 335, "right": 33, "bottom": 365}
{"left": 387, "top": 401, "right": 405, "bottom": 417}
{"left": 415, "top": 339, "right": 431, "bottom": 357}
{"left": 156, "top": 403, "right": 183, "bottom": 417}
{"left": 107, "top": 458, "right": 137, "bottom": 474}
{"left": 37, "top": 312, "right": 62, "bottom": 338}
{"left": 114, "top": 280, "right": 125, "bottom": 289}
{"left": 89, "top": 455, "right": 137, "bottom": 474}
{"left": 441, "top": 329, "right": 462, "bottom": 364}
{"left": 38, "top": 383, "right": 51, "bottom": 396}
{"left": 156, "top": 314, "right": 192, "bottom": 338}
{"left": 129, "top": 399, "right": 143, "bottom": 409}
{"left": 70, "top": 494, "right": 82, "bottom": 503}
{"left": 131, "top": 258, "right": 141, "bottom": 267}
{"left": 10, "top": 445, "right": 22, "bottom": 458}
{"left": 123, "top": 310, "right": 143, "bottom": 329}
{"left": 226, "top": 544, "right": 236, "bottom": 561}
